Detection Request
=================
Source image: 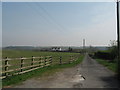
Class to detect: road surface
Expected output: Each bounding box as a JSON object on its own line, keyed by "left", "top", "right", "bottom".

{"left": 10, "top": 53, "right": 119, "bottom": 88}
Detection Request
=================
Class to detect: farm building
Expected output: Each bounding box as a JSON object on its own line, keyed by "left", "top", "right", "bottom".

{"left": 51, "top": 47, "right": 62, "bottom": 51}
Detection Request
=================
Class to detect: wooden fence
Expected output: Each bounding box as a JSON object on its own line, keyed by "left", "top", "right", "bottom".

{"left": 0, "top": 55, "right": 78, "bottom": 79}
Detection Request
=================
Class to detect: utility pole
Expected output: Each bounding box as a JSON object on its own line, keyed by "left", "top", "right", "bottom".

{"left": 83, "top": 39, "right": 86, "bottom": 53}
{"left": 116, "top": 0, "right": 120, "bottom": 80}
{"left": 83, "top": 39, "right": 85, "bottom": 49}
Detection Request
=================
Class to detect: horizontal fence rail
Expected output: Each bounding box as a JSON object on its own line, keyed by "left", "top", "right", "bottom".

{"left": 0, "top": 55, "right": 79, "bottom": 79}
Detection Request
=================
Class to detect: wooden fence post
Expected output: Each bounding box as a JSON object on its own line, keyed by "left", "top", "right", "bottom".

{"left": 69, "top": 56, "right": 72, "bottom": 64}
{"left": 5, "top": 57, "right": 8, "bottom": 76}
{"left": 41, "top": 58, "right": 43, "bottom": 68}
{"left": 49, "top": 56, "right": 52, "bottom": 65}
{"left": 70, "top": 56, "right": 74, "bottom": 63}
{"left": 72, "top": 56, "right": 73, "bottom": 62}
{"left": 39, "top": 57, "right": 41, "bottom": 67}
{"left": 31, "top": 56, "right": 34, "bottom": 69}
{"left": 59, "top": 56, "right": 62, "bottom": 65}
{"left": 72, "top": 56, "right": 75, "bottom": 61}
{"left": 20, "top": 57, "right": 24, "bottom": 72}
{"left": 44, "top": 57, "right": 47, "bottom": 66}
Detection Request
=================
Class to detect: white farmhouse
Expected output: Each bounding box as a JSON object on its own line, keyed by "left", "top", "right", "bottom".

{"left": 51, "top": 47, "right": 62, "bottom": 51}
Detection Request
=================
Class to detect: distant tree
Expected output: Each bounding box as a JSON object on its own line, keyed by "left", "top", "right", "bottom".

{"left": 68, "top": 47, "right": 72, "bottom": 52}
{"left": 88, "top": 45, "right": 97, "bottom": 53}
{"left": 109, "top": 40, "right": 117, "bottom": 47}
{"left": 93, "top": 40, "right": 118, "bottom": 60}
{"left": 109, "top": 40, "right": 118, "bottom": 56}
{"left": 107, "top": 40, "right": 118, "bottom": 60}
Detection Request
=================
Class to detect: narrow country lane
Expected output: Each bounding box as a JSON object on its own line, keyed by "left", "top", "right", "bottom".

{"left": 11, "top": 53, "right": 119, "bottom": 88}
{"left": 78, "top": 53, "right": 119, "bottom": 88}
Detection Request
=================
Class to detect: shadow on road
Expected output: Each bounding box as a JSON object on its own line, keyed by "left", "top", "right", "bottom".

{"left": 99, "top": 75, "right": 119, "bottom": 88}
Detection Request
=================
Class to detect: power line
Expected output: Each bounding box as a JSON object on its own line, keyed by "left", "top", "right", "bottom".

{"left": 25, "top": 2, "right": 54, "bottom": 27}
{"left": 34, "top": 3, "right": 67, "bottom": 32}
{"left": 26, "top": 2, "right": 67, "bottom": 32}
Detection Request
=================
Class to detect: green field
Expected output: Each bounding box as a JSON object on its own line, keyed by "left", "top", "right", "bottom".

{"left": 2, "top": 49, "right": 80, "bottom": 58}
{"left": 2, "top": 49, "right": 80, "bottom": 65}
{"left": 2, "top": 49, "right": 84, "bottom": 87}
{"left": 1, "top": 49, "right": 81, "bottom": 76}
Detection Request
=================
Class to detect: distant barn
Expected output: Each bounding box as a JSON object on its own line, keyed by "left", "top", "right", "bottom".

{"left": 51, "top": 47, "right": 62, "bottom": 51}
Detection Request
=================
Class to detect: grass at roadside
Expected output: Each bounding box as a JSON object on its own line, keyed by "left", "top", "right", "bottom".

{"left": 96, "top": 59, "right": 117, "bottom": 73}
{"left": 2, "top": 55, "right": 84, "bottom": 87}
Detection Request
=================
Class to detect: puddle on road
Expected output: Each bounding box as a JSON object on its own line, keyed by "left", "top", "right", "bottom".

{"left": 71, "top": 75, "right": 85, "bottom": 82}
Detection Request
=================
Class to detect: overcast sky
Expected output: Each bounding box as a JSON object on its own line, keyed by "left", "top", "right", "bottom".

{"left": 2, "top": 1, "right": 118, "bottom": 47}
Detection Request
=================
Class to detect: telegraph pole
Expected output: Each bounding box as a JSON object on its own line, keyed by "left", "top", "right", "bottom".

{"left": 116, "top": 0, "right": 120, "bottom": 80}
{"left": 83, "top": 39, "right": 86, "bottom": 53}
{"left": 83, "top": 39, "right": 85, "bottom": 49}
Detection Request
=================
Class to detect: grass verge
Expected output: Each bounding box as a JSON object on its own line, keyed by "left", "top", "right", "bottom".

{"left": 96, "top": 59, "right": 117, "bottom": 73}
{"left": 2, "top": 55, "right": 84, "bottom": 87}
